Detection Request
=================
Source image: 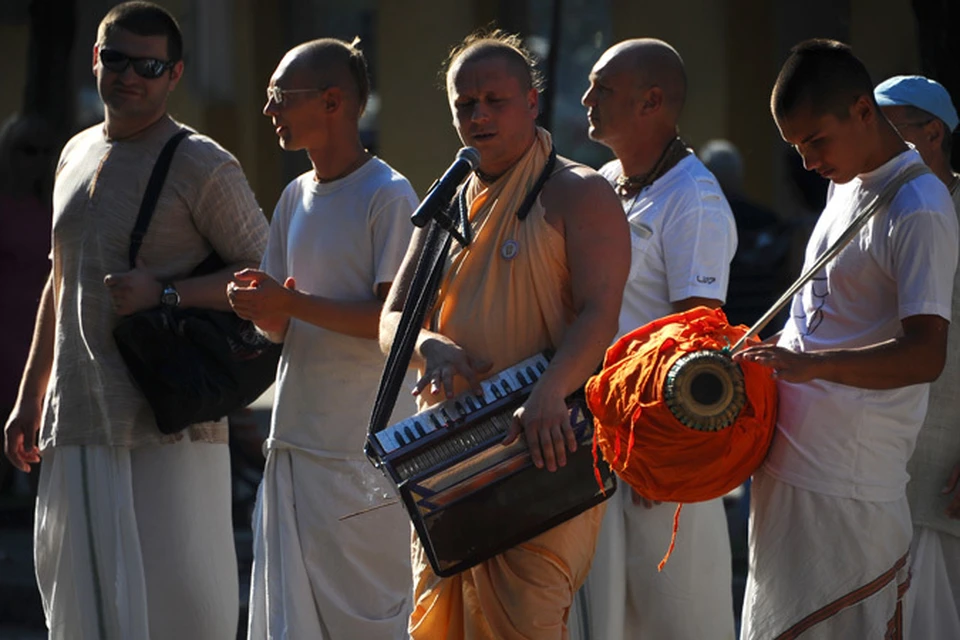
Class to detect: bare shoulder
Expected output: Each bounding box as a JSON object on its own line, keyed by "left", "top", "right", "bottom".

{"left": 541, "top": 158, "right": 622, "bottom": 231}
{"left": 544, "top": 159, "right": 617, "bottom": 203}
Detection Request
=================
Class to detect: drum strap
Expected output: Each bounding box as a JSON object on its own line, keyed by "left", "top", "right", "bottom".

{"left": 733, "top": 162, "right": 933, "bottom": 350}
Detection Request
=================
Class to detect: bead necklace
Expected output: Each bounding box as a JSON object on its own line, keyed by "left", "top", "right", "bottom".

{"left": 614, "top": 136, "right": 690, "bottom": 198}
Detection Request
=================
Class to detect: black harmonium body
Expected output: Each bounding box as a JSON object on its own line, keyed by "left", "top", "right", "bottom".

{"left": 367, "top": 351, "right": 617, "bottom": 577}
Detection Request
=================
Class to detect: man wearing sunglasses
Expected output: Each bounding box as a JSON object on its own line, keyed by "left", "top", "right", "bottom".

{"left": 574, "top": 38, "right": 737, "bottom": 640}
{"left": 227, "top": 38, "right": 417, "bottom": 640}
{"left": 3, "top": 2, "right": 269, "bottom": 639}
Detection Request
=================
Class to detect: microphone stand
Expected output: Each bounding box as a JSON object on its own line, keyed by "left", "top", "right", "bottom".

{"left": 365, "top": 187, "right": 472, "bottom": 464}
{"left": 428, "top": 184, "right": 473, "bottom": 247}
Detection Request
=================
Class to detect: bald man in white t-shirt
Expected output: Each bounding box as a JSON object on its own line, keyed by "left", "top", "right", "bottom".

{"left": 573, "top": 38, "right": 738, "bottom": 640}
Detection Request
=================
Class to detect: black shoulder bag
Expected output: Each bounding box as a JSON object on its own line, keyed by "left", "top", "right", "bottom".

{"left": 112, "top": 131, "right": 281, "bottom": 434}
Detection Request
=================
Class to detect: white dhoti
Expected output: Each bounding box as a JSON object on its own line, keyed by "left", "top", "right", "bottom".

{"left": 569, "top": 485, "right": 735, "bottom": 640}
{"left": 741, "top": 469, "right": 911, "bottom": 639}
{"left": 35, "top": 439, "right": 238, "bottom": 640}
{"left": 904, "top": 526, "right": 960, "bottom": 640}
{"left": 247, "top": 447, "right": 412, "bottom": 639}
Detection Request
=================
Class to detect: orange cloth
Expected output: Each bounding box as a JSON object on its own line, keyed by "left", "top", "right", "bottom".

{"left": 410, "top": 507, "right": 605, "bottom": 640}
{"left": 425, "top": 137, "right": 572, "bottom": 389}
{"left": 410, "top": 129, "right": 604, "bottom": 640}
{"left": 585, "top": 306, "right": 777, "bottom": 504}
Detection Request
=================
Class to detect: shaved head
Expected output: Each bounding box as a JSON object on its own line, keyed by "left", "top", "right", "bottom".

{"left": 583, "top": 38, "right": 689, "bottom": 168}
{"left": 598, "top": 38, "right": 687, "bottom": 119}
{"left": 279, "top": 38, "right": 370, "bottom": 116}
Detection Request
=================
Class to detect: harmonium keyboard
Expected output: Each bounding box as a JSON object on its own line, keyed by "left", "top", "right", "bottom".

{"left": 367, "top": 351, "right": 617, "bottom": 577}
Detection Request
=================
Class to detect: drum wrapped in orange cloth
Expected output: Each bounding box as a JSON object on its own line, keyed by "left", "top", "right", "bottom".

{"left": 585, "top": 305, "right": 777, "bottom": 505}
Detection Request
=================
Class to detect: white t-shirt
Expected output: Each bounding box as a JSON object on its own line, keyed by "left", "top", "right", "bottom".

{"left": 764, "top": 149, "right": 959, "bottom": 502}
{"left": 261, "top": 158, "right": 418, "bottom": 456}
{"left": 906, "top": 179, "right": 960, "bottom": 535}
{"left": 600, "top": 154, "right": 737, "bottom": 336}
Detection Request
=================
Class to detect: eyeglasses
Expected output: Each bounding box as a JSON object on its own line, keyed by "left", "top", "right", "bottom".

{"left": 890, "top": 118, "right": 934, "bottom": 133}
{"left": 99, "top": 48, "right": 174, "bottom": 79}
{"left": 16, "top": 144, "right": 54, "bottom": 157}
{"left": 265, "top": 86, "right": 325, "bottom": 106}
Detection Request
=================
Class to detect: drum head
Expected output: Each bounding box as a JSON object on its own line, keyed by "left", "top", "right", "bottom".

{"left": 663, "top": 350, "right": 746, "bottom": 431}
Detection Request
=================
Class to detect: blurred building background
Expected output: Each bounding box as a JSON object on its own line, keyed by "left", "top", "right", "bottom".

{"left": 2, "top": 0, "right": 957, "bottom": 213}
{"left": 1, "top": 0, "right": 958, "bottom": 637}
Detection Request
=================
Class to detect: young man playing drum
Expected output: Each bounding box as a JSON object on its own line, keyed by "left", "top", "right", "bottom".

{"left": 574, "top": 38, "right": 738, "bottom": 640}
{"left": 736, "top": 40, "right": 958, "bottom": 639}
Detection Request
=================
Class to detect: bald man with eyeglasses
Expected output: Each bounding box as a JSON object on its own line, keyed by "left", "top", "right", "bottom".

{"left": 227, "top": 38, "right": 418, "bottom": 640}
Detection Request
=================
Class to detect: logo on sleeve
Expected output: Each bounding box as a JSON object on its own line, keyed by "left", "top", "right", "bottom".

{"left": 696, "top": 275, "right": 716, "bottom": 284}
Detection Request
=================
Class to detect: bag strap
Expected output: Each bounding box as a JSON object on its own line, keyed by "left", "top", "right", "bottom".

{"left": 127, "top": 130, "right": 192, "bottom": 269}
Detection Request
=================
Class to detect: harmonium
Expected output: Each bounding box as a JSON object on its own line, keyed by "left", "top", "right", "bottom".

{"left": 367, "top": 351, "right": 617, "bottom": 577}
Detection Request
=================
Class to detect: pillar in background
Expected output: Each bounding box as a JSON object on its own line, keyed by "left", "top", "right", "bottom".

{"left": 378, "top": 0, "right": 477, "bottom": 196}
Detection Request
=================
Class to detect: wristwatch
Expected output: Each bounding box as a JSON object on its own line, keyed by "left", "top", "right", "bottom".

{"left": 160, "top": 283, "right": 181, "bottom": 308}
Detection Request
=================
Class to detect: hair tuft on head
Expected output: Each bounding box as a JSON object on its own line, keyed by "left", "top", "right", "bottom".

{"left": 441, "top": 27, "right": 544, "bottom": 93}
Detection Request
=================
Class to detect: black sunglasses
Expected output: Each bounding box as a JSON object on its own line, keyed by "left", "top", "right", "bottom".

{"left": 16, "top": 143, "right": 54, "bottom": 157}
{"left": 99, "top": 48, "right": 174, "bottom": 79}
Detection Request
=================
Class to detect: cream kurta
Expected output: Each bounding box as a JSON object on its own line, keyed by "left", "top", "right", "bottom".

{"left": 45, "top": 116, "right": 267, "bottom": 448}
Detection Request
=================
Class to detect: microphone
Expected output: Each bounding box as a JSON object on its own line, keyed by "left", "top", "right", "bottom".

{"left": 411, "top": 147, "right": 481, "bottom": 227}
